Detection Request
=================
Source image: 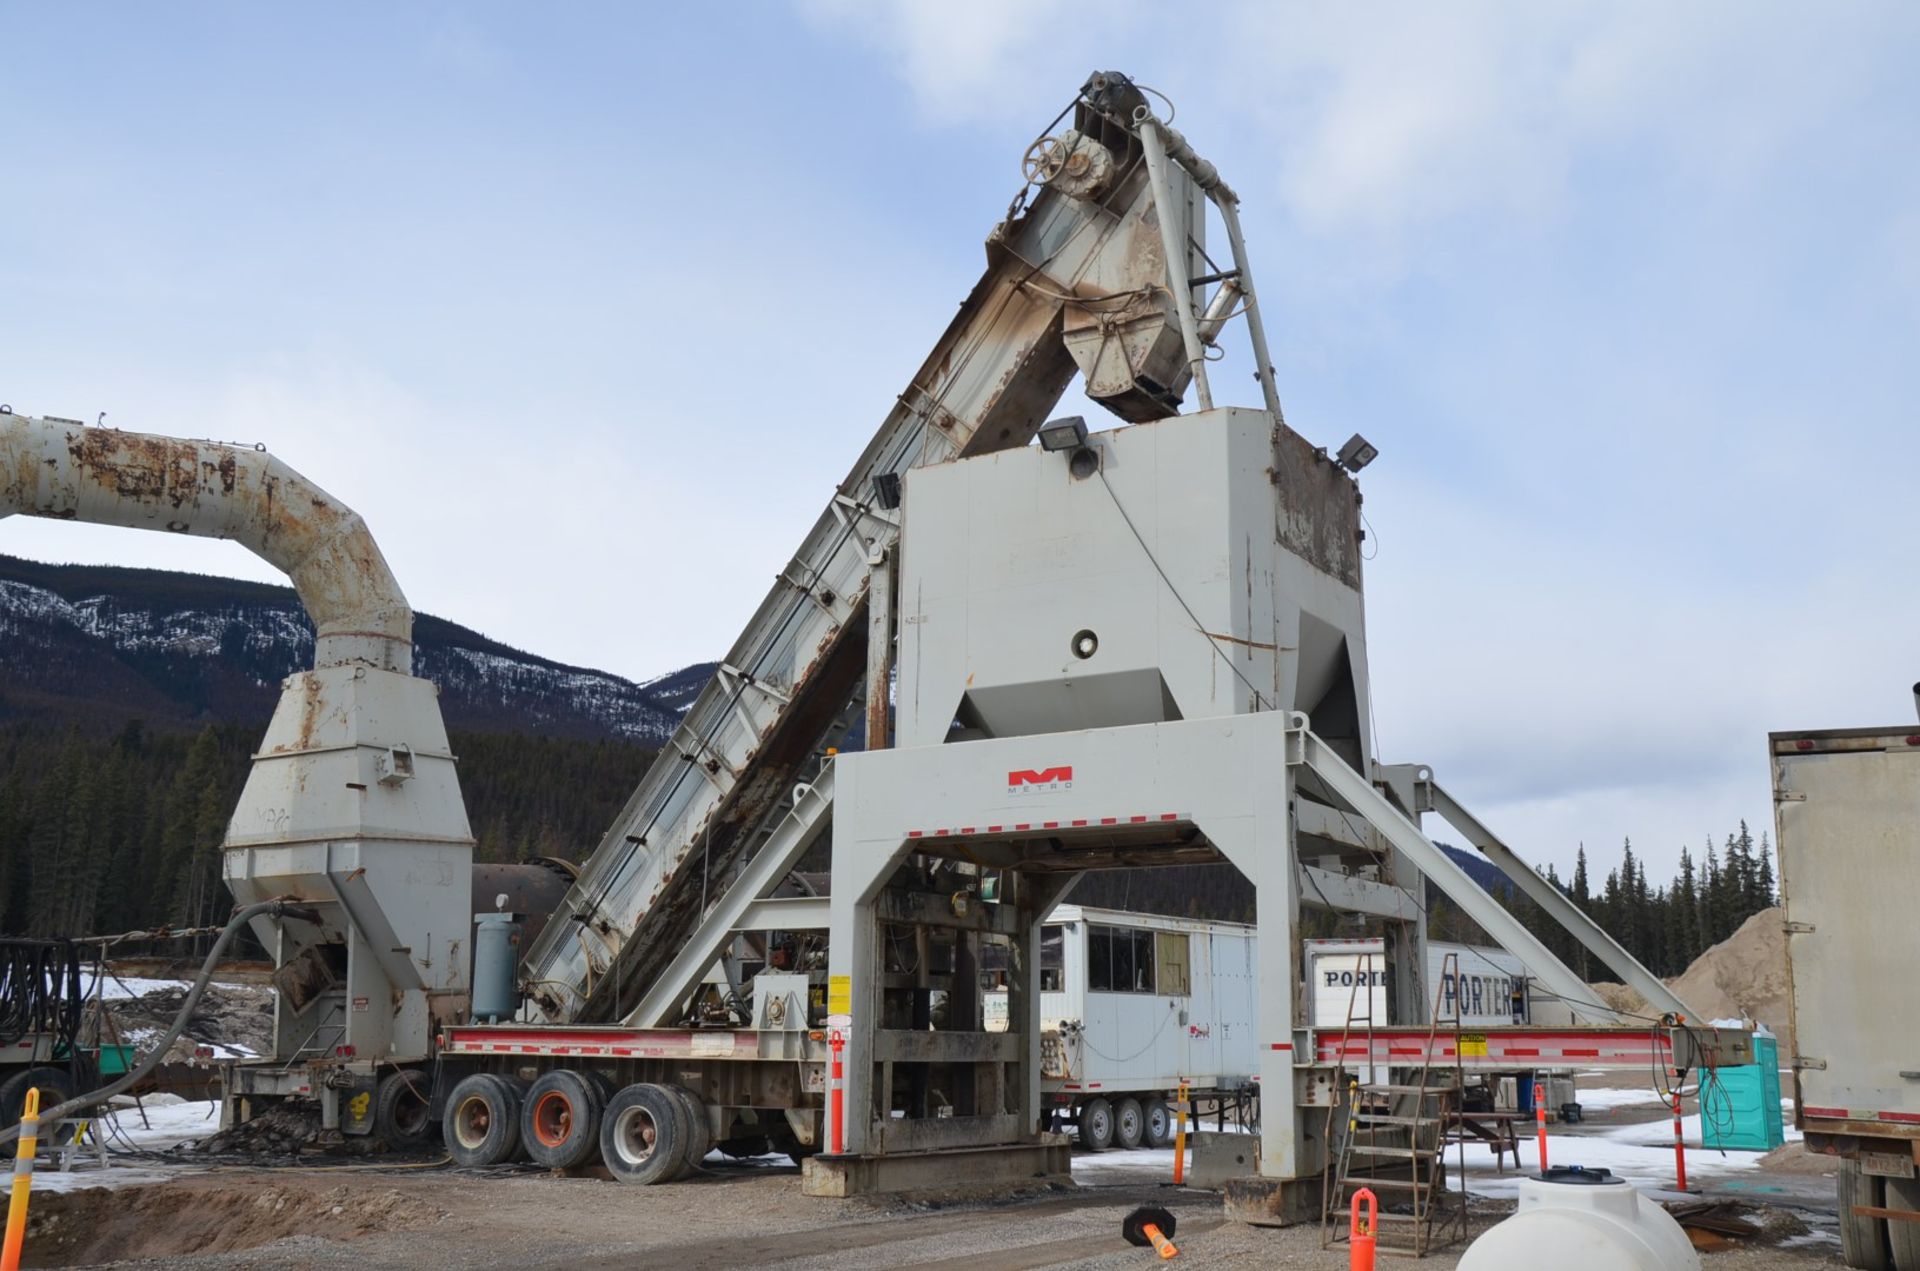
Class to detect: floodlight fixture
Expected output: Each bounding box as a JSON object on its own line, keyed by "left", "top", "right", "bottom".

{"left": 1336, "top": 433, "right": 1379, "bottom": 473}
{"left": 1038, "top": 415, "right": 1089, "bottom": 453}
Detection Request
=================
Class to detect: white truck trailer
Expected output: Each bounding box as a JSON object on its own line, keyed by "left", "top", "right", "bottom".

{"left": 1025, "top": 906, "right": 1258, "bottom": 1150}
{"left": 1303, "top": 938, "right": 1529, "bottom": 1032}
{"left": 1771, "top": 723, "right": 1920, "bottom": 1270}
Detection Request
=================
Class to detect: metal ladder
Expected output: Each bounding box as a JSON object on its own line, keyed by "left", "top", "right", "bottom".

{"left": 1324, "top": 950, "right": 1470, "bottom": 1257}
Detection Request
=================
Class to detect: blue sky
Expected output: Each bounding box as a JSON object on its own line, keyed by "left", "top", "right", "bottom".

{"left": 4, "top": 3, "right": 1916, "bottom": 881}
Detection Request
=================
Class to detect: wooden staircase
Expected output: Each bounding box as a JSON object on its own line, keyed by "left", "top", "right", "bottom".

{"left": 1321, "top": 950, "right": 1471, "bottom": 1257}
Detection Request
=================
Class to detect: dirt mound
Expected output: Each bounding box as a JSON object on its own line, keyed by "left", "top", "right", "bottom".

{"left": 1756, "top": 1141, "right": 1836, "bottom": 1177}
{"left": 23, "top": 1180, "right": 442, "bottom": 1265}
{"left": 88, "top": 978, "right": 276, "bottom": 1064}
{"left": 1587, "top": 908, "right": 1791, "bottom": 1053}
{"left": 1669, "top": 908, "right": 1791, "bottom": 1051}
{"left": 195, "top": 1099, "right": 387, "bottom": 1159}
{"left": 1588, "top": 981, "right": 1650, "bottom": 1017}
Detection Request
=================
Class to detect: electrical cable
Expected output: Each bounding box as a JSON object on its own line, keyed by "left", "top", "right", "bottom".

{"left": 1073, "top": 998, "right": 1180, "bottom": 1066}
{"left": 1093, "top": 466, "right": 1275, "bottom": 711}
{"left": 0, "top": 899, "right": 289, "bottom": 1146}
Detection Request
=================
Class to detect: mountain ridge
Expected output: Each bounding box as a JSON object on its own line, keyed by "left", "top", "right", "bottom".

{"left": 0, "top": 554, "right": 713, "bottom": 743}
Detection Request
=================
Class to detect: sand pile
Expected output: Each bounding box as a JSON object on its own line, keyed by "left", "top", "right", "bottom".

{"left": 1669, "top": 908, "right": 1791, "bottom": 1048}
{"left": 1590, "top": 906, "right": 1792, "bottom": 1053}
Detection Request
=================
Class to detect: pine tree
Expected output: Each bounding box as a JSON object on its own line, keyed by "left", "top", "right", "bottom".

{"left": 1756, "top": 831, "right": 1776, "bottom": 907}
{"left": 1572, "top": 845, "right": 1590, "bottom": 909}
{"left": 1698, "top": 840, "right": 1720, "bottom": 947}
{"left": 1673, "top": 846, "right": 1700, "bottom": 970}
{"left": 164, "top": 727, "right": 225, "bottom": 926}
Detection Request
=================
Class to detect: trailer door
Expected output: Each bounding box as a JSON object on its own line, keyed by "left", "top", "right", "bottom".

{"left": 1775, "top": 739, "right": 1920, "bottom": 1123}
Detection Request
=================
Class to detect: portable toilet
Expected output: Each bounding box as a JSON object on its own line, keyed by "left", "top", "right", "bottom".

{"left": 1702, "top": 1028, "right": 1784, "bottom": 1151}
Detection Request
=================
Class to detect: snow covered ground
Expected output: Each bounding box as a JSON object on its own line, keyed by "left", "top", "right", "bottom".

{"left": 78, "top": 972, "right": 251, "bottom": 1002}
{"left": 13, "top": 1095, "right": 221, "bottom": 1194}
{"left": 76, "top": 972, "right": 263, "bottom": 1058}
{"left": 1071, "top": 1086, "right": 1804, "bottom": 1204}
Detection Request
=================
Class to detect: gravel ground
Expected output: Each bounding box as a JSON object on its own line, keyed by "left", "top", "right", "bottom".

{"left": 6, "top": 1091, "right": 1844, "bottom": 1268}
{"left": 12, "top": 1161, "right": 1841, "bottom": 1269}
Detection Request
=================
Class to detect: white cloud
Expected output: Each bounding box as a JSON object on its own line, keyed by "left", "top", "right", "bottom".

{"left": 805, "top": 1, "right": 1914, "bottom": 238}
{"left": 795, "top": 0, "right": 1145, "bottom": 121}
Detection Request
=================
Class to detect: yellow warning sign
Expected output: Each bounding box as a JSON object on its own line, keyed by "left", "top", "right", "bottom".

{"left": 828, "top": 975, "right": 852, "bottom": 1016}
{"left": 1459, "top": 1032, "right": 1489, "bottom": 1059}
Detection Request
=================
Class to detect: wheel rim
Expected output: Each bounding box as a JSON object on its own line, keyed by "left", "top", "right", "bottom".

{"left": 453, "top": 1094, "right": 492, "bottom": 1150}
{"left": 1119, "top": 1105, "right": 1141, "bottom": 1140}
{"left": 611, "top": 1105, "right": 658, "bottom": 1166}
{"left": 532, "top": 1091, "right": 575, "bottom": 1148}
{"left": 392, "top": 1087, "right": 430, "bottom": 1137}
{"left": 1148, "top": 1104, "right": 1169, "bottom": 1140}
{"left": 1089, "top": 1107, "right": 1110, "bottom": 1138}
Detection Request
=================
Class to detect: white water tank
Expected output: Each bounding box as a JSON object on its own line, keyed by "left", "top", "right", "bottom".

{"left": 1459, "top": 1167, "right": 1698, "bottom": 1271}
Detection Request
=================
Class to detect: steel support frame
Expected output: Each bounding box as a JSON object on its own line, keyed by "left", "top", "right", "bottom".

{"left": 1297, "top": 729, "right": 1623, "bottom": 1023}
{"left": 826, "top": 711, "right": 1316, "bottom": 1180}
{"left": 620, "top": 766, "right": 836, "bottom": 1029}
{"left": 1379, "top": 766, "right": 1691, "bottom": 1019}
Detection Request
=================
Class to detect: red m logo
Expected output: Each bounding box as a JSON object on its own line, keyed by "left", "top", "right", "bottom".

{"left": 1008, "top": 766, "right": 1073, "bottom": 786}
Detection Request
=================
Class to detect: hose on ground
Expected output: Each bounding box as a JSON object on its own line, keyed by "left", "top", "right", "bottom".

{"left": 0, "top": 899, "right": 289, "bottom": 1145}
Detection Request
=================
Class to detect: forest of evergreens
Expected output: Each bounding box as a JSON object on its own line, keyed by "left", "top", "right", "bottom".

{"left": 0, "top": 708, "right": 1776, "bottom": 984}
{"left": 0, "top": 720, "right": 651, "bottom": 940}
{"left": 1423, "top": 826, "right": 1779, "bottom": 979}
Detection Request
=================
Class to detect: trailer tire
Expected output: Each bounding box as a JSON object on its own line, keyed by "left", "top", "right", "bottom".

{"left": 1145, "top": 1099, "right": 1174, "bottom": 1149}
{"left": 1886, "top": 1175, "right": 1920, "bottom": 1270}
{"left": 445, "top": 1074, "right": 524, "bottom": 1168}
{"left": 1078, "top": 1097, "right": 1114, "bottom": 1151}
{"left": 374, "top": 1069, "right": 437, "bottom": 1151}
{"left": 0, "top": 1067, "right": 74, "bottom": 1128}
{"left": 1115, "top": 1097, "right": 1145, "bottom": 1149}
{"left": 662, "top": 1084, "right": 711, "bottom": 1177}
{"left": 600, "top": 1083, "right": 686, "bottom": 1186}
{"left": 1841, "top": 1159, "right": 1893, "bottom": 1270}
{"left": 522, "top": 1070, "right": 606, "bottom": 1170}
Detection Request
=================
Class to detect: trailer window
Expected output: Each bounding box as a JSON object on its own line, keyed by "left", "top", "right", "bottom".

{"left": 1040, "top": 925, "right": 1064, "bottom": 992}
{"left": 1088, "top": 924, "right": 1155, "bottom": 993}
{"left": 1156, "top": 932, "right": 1190, "bottom": 996}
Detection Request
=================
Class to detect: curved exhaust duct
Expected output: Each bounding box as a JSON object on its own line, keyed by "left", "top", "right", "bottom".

{"left": 0, "top": 411, "right": 412, "bottom": 673}
{"left": 2, "top": 408, "right": 471, "bottom": 1070}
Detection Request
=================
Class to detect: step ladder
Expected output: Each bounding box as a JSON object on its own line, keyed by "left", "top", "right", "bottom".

{"left": 1321, "top": 950, "right": 1470, "bottom": 1257}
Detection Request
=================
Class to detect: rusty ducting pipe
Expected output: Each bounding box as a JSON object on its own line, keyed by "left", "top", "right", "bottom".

{"left": 0, "top": 412, "right": 412, "bottom": 672}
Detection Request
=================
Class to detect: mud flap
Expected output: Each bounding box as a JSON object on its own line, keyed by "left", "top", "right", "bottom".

{"left": 341, "top": 1075, "right": 379, "bottom": 1135}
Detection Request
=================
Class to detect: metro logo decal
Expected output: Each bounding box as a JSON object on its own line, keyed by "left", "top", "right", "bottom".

{"left": 1007, "top": 765, "right": 1073, "bottom": 793}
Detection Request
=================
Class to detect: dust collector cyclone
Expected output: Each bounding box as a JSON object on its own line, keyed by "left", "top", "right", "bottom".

{"left": 1458, "top": 1167, "right": 1698, "bottom": 1271}
{"left": 0, "top": 412, "right": 475, "bottom": 1069}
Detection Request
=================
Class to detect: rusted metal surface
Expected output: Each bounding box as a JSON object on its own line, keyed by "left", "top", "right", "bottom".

{"left": 864, "top": 545, "right": 894, "bottom": 752}
{"left": 0, "top": 413, "right": 412, "bottom": 671}
{"left": 1271, "top": 423, "right": 1363, "bottom": 591}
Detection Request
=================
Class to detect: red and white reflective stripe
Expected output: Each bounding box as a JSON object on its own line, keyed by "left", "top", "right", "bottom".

{"left": 900, "top": 814, "right": 1192, "bottom": 839}
{"left": 1313, "top": 1029, "right": 1677, "bottom": 1069}
{"left": 1805, "top": 1105, "right": 1920, "bottom": 1124}
{"left": 441, "top": 1027, "right": 754, "bottom": 1059}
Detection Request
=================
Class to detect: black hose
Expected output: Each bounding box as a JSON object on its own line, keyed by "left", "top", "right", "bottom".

{"left": 0, "top": 899, "right": 287, "bottom": 1144}
{"left": 0, "top": 938, "right": 87, "bottom": 1057}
